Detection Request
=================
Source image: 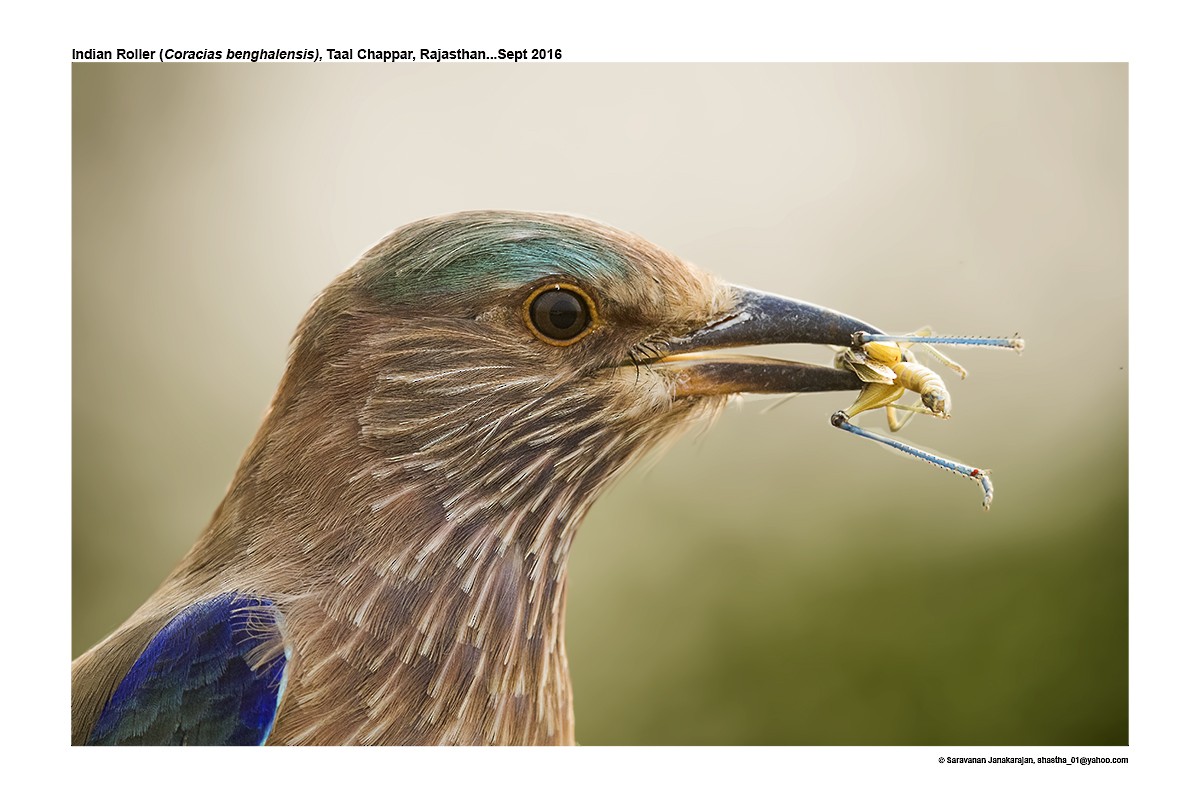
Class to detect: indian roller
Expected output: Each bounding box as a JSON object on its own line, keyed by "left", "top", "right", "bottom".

{"left": 72, "top": 211, "right": 880, "bottom": 745}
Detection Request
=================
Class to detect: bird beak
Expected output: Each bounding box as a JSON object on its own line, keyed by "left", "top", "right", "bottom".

{"left": 654, "top": 286, "right": 880, "bottom": 398}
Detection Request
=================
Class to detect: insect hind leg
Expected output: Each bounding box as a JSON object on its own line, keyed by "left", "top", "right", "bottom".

{"left": 856, "top": 330, "right": 1024, "bottom": 353}
{"left": 830, "top": 411, "right": 994, "bottom": 510}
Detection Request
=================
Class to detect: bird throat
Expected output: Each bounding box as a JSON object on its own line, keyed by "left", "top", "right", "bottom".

{"left": 269, "top": 498, "right": 583, "bottom": 746}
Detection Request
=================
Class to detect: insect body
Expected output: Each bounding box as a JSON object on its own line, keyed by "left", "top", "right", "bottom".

{"left": 831, "top": 330, "right": 1023, "bottom": 510}
{"left": 893, "top": 360, "right": 950, "bottom": 416}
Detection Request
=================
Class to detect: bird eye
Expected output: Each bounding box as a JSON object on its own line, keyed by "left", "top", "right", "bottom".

{"left": 524, "top": 284, "right": 596, "bottom": 345}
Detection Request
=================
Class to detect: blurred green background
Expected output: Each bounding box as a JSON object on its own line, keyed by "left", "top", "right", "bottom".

{"left": 73, "top": 63, "right": 1127, "bottom": 745}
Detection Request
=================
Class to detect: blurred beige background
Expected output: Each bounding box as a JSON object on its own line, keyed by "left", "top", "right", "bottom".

{"left": 73, "top": 63, "right": 1127, "bottom": 744}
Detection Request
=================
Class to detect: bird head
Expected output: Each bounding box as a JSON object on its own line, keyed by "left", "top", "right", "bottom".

{"left": 218, "top": 207, "right": 883, "bottom": 585}
{"left": 227, "top": 211, "right": 876, "bottom": 568}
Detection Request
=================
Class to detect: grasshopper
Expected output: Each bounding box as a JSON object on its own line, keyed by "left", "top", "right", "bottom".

{"left": 831, "top": 329, "right": 1023, "bottom": 510}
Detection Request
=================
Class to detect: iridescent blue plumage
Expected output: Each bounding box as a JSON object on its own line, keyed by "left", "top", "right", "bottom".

{"left": 88, "top": 593, "right": 288, "bottom": 745}
{"left": 363, "top": 213, "right": 633, "bottom": 304}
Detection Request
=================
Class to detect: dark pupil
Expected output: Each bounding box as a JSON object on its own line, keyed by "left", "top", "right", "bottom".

{"left": 533, "top": 290, "right": 588, "bottom": 340}
{"left": 548, "top": 300, "right": 578, "bottom": 329}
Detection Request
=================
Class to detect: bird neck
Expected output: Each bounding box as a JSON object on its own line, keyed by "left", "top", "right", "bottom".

{"left": 175, "top": 335, "right": 611, "bottom": 743}
{"left": 279, "top": 503, "right": 580, "bottom": 745}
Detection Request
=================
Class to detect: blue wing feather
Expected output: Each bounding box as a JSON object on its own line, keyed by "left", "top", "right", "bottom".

{"left": 88, "top": 593, "right": 289, "bottom": 745}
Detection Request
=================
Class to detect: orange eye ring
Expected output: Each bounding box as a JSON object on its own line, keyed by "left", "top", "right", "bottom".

{"left": 522, "top": 283, "right": 599, "bottom": 346}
